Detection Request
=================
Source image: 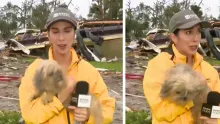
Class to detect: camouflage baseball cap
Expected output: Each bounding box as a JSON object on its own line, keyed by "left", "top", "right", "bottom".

{"left": 169, "top": 9, "right": 210, "bottom": 33}
{"left": 45, "top": 7, "right": 77, "bottom": 30}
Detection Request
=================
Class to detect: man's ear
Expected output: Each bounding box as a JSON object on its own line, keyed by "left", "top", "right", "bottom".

{"left": 47, "top": 31, "right": 50, "bottom": 37}
{"left": 170, "top": 33, "right": 178, "bottom": 44}
{"left": 47, "top": 31, "right": 53, "bottom": 45}
{"left": 73, "top": 30, "right": 76, "bottom": 43}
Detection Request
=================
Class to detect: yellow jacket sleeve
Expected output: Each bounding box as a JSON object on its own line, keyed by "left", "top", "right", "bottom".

{"left": 143, "top": 60, "right": 194, "bottom": 122}
{"left": 86, "top": 69, "right": 115, "bottom": 124}
{"left": 211, "top": 69, "right": 220, "bottom": 93}
{"left": 19, "top": 59, "right": 64, "bottom": 124}
{"left": 210, "top": 69, "right": 220, "bottom": 124}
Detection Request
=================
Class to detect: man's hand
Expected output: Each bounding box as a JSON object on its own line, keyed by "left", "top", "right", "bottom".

{"left": 200, "top": 116, "right": 218, "bottom": 124}
{"left": 58, "top": 76, "right": 76, "bottom": 103}
{"left": 68, "top": 106, "right": 90, "bottom": 122}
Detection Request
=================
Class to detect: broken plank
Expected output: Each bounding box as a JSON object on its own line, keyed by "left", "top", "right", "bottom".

{"left": 126, "top": 106, "right": 132, "bottom": 112}
{"left": 126, "top": 93, "right": 145, "bottom": 99}
{"left": 0, "top": 96, "right": 19, "bottom": 101}
{"left": 110, "top": 89, "right": 120, "bottom": 96}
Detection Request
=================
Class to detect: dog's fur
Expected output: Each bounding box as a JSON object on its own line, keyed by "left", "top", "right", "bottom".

{"left": 30, "top": 59, "right": 103, "bottom": 123}
{"left": 160, "top": 64, "right": 210, "bottom": 124}
{"left": 30, "top": 60, "right": 67, "bottom": 105}
{"left": 90, "top": 94, "right": 103, "bottom": 124}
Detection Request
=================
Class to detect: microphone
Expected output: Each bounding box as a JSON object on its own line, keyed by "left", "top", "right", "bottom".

{"left": 201, "top": 91, "right": 220, "bottom": 118}
{"left": 207, "top": 91, "right": 220, "bottom": 105}
{"left": 71, "top": 81, "right": 91, "bottom": 124}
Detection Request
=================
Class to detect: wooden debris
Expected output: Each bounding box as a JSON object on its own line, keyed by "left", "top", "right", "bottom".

{"left": 126, "top": 106, "right": 132, "bottom": 112}
{"left": 110, "top": 89, "right": 120, "bottom": 96}
{"left": 0, "top": 96, "right": 19, "bottom": 101}
{"left": 126, "top": 93, "right": 145, "bottom": 99}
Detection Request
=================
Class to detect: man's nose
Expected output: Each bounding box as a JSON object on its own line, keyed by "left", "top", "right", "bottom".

{"left": 192, "top": 33, "right": 201, "bottom": 43}
{"left": 59, "top": 33, "right": 65, "bottom": 41}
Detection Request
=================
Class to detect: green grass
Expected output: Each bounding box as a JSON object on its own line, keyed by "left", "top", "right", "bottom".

{"left": 0, "top": 111, "right": 21, "bottom": 124}
{"left": 24, "top": 57, "right": 35, "bottom": 63}
{"left": 24, "top": 57, "right": 123, "bottom": 72}
{"left": 204, "top": 57, "right": 220, "bottom": 66}
{"left": 90, "top": 61, "right": 122, "bottom": 72}
{"left": 126, "top": 110, "right": 152, "bottom": 124}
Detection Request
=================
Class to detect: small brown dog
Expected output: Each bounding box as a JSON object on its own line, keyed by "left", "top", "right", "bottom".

{"left": 30, "top": 59, "right": 67, "bottom": 105}
{"left": 160, "top": 64, "right": 210, "bottom": 124}
{"left": 30, "top": 59, "right": 103, "bottom": 124}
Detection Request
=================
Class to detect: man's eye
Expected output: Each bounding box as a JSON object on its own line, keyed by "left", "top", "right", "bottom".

{"left": 65, "top": 30, "right": 71, "bottom": 33}
{"left": 52, "top": 31, "right": 59, "bottom": 34}
{"left": 185, "top": 31, "right": 191, "bottom": 34}
{"left": 197, "top": 29, "right": 201, "bottom": 34}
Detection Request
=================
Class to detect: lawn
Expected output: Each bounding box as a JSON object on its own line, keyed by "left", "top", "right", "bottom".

{"left": 0, "top": 111, "right": 21, "bottom": 124}
{"left": 90, "top": 61, "right": 122, "bottom": 72}
{"left": 24, "top": 57, "right": 123, "bottom": 72}
{"left": 204, "top": 57, "right": 220, "bottom": 66}
{"left": 24, "top": 57, "right": 36, "bottom": 63}
{"left": 126, "top": 110, "right": 152, "bottom": 124}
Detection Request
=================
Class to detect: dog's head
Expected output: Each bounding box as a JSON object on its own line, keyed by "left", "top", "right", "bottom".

{"left": 34, "top": 60, "right": 66, "bottom": 93}
{"left": 160, "top": 64, "right": 206, "bottom": 106}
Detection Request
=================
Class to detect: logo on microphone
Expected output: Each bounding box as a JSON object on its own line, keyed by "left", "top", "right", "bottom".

{"left": 202, "top": 107, "right": 211, "bottom": 113}
{"left": 77, "top": 95, "right": 91, "bottom": 108}
{"left": 71, "top": 97, "right": 77, "bottom": 103}
{"left": 211, "top": 106, "right": 220, "bottom": 118}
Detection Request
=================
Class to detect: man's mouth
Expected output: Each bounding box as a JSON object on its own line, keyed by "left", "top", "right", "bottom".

{"left": 58, "top": 44, "right": 67, "bottom": 50}
{"left": 189, "top": 45, "right": 198, "bottom": 51}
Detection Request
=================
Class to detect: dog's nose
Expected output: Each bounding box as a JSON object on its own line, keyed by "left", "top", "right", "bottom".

{"left": 183, "top": 97, "right": 187, "bottom": 100}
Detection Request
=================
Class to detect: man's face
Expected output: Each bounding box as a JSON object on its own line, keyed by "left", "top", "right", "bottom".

{"left": 171, "top": 24, "right": 201, "bottom": 56}
{"left": 48, "top": 21, "right": 75, "bottom": 55}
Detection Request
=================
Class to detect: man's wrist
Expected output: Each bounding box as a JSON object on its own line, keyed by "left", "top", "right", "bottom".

{"left": 86, "top": 108, "right": 90, "bottom": 122}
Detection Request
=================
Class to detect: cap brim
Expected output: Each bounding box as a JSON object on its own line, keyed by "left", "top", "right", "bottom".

{"left": 178, "top": 20, "right": 210, "bottom": 29}
{"left": 46, "top": 18, "right": 77, "bottom": 30}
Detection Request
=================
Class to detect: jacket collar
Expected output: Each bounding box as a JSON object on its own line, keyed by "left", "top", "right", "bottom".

{"left": 171, "top": 44, "right": 203, "bottom": 69}
{"left": 48, "top": 46, "right": 81, "bottom": 72}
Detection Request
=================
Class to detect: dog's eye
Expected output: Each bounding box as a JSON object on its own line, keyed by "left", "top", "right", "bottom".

{"left": 56, "top": 75, "right": 63, "bottom": 82}
{"left": 176, "top": 91, "right": 181, "bottom": 94}
{"left": 48, "top": 71, "right": 54, "bottom": 76}
{"left": 55, "top": 76, "right": 61, "bottom": 82}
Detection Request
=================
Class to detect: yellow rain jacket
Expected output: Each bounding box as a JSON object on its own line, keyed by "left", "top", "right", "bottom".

{"left": 143, "top": 44, "right": 220, "bottom": 124}
{"left": 19, "top": 47, "right": 115, "bottom": 124}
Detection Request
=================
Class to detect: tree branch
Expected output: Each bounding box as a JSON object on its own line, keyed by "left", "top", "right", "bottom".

{"left": 198, "top": 0, "right": 203, "bottom": 7}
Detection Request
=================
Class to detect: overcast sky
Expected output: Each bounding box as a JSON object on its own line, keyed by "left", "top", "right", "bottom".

{"left": 1, "top": 0, "right": 219, "bottom": 19}
{"left": 0, "top": 0, "right": 92, "bottom": 18}
{"left": 126, "top": 0, "right": 220, "bottom": 18}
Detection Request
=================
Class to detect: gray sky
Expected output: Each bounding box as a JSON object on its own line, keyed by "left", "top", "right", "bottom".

{"left": 127, "top": 0, "right": 220, "bottom": 18}
{"left": 0, "top": 0, "right": 92, "bottom": 18}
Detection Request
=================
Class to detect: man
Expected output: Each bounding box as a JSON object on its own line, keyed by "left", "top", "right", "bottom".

{"left": 19, "top": 5, "right": 115, "bottom": 124}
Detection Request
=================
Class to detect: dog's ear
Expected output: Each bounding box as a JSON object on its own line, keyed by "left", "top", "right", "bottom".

{"left": 33, "top": 66, "right": 44, "bottom": 91}
{"left": 160, "top": 80, "right": 174, "bottom": 98}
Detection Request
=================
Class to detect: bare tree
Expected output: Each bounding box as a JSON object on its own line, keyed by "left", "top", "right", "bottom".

{"left": 198, "top": 0, "right": 203, "bottom": 7}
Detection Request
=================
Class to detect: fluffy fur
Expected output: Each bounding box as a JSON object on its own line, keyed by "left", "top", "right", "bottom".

{"left": 160, "top": 64, "right": 210, "bottom": 124}
{"left": 30, "top": 59, "right": 103, "bottom": 123}
{"left": 90, "top": 95, "right": 103, "bottom": 124}
{"left": 30, "top": 59, "right": 67, "bottom": 105}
